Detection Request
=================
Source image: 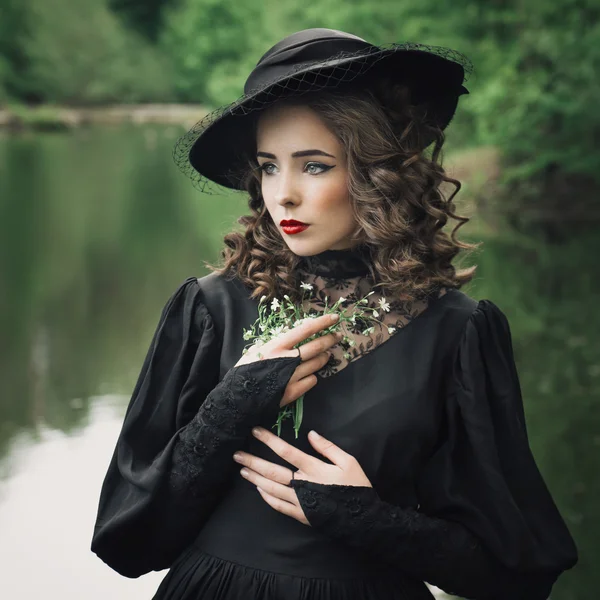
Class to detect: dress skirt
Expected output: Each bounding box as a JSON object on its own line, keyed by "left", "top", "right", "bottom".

{"left": 152, "top": 543, "right": 436, "bottom": 600}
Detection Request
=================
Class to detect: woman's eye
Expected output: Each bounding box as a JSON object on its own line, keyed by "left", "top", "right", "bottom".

{"left": 305, "top": 162, "right": 331, "bottom": 175}
{"left": 259, "top": 162, "right": 332, "bottom": 176}
{"left": 259, "top": 163, "right": 276, "bottom": 175}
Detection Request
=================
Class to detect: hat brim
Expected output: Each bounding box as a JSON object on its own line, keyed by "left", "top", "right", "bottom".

{"left": 176, "top": 44, "right": 472, "bottom": 192}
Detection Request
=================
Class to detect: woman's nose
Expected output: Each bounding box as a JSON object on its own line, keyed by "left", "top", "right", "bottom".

{"left": 274, "top": 170, "right": 300, "bottom": 205}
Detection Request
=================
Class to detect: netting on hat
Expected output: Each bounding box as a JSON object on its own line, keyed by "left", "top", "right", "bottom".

{"left": 172, "top": 42, "right": 474, "bottom": 195}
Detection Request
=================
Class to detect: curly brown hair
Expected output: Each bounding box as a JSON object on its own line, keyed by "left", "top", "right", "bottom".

{"left": 203, "top": 76, "right": 480, "bottom": 305}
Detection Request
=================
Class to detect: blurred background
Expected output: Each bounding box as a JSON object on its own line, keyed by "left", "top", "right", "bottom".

{"left": 0, "top": 1, "right": 598, "bottom": 598}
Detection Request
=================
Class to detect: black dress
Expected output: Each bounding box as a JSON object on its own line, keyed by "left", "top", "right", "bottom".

{"left": 91, "top": 247, "right": 578, "bottom": 600}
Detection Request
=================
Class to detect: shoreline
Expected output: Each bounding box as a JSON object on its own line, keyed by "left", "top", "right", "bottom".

{"left": 0, "top": 103, "right": 209, "bottom": 131}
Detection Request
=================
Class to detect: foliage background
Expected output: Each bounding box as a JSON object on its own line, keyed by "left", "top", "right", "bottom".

{"left": 2, "top": 0, "right": 598, "bottom": 237}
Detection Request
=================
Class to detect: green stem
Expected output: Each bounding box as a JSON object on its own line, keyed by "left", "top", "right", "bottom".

{"left": 293, "top": 394, "right": 304, "bottom": 439}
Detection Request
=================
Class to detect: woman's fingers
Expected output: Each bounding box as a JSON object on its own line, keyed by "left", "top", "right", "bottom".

{"left": 297, "top": 331, "right": 341, "bottom": 362}
{"left": 235, "top": 313, "right": 339, "bottom": 369}
{"left": 291, "top": 351, "right": 330, "bottom": 381}
{"left": 251, "top": 426, "right": 318, "bottom": 471}
{"left": 240, "top": 465, "right": 298, "bottom": 504}
{"left": 280, "top": 314, "right": 339, "bottom": 348}
{"left": 235, "top": 451, "right": 297, "bottom": 486}
{"left": 280, "top": 376, "right": 315, "bottom": 408}
{"left": 256, "top": 487, "right": 310, "bottom": 526}
{"left": 235, "top": 450, "right": 303, "bottom": 506}
{"left": 280, "top": 353, "right": 329, "bottom": 407}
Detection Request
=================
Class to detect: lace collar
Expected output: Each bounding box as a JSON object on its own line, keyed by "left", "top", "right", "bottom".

{"left": 296, "top": 244, "right": 372, "bottom": 278}
{"left": 287, "top": 243, "right": 448, "bottom": 379}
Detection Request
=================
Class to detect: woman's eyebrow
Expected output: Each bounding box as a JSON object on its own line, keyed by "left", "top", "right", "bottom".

{"left": 256, "top": 149, "right": 336, "bottom": 159}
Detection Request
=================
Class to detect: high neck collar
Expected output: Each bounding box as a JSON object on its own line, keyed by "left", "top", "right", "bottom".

{"left": 297, "top": 244, "right": 372, "bottom": 278}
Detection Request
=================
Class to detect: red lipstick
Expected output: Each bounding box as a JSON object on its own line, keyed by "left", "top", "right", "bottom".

{"left": 281, "top": 219, "right": 310, "bottom": 235}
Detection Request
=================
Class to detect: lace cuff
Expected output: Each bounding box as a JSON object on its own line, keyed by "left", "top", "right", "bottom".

{"left": 290, "top": 480, "right": 559, "bottom": 600}
{"left": 170, "top": 356, "right": 301, "bottom": 505}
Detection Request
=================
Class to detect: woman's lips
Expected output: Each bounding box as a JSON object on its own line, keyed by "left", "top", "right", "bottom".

{"left": 282, "top": 224, "right": 310, "bottom": 235}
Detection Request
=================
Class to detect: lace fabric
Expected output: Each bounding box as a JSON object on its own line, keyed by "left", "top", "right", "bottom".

{"left": 295, "top": 247, "right": 448, "bottom": 378}
{"left": 290, "top": 480, "right": 559, "bottom": 600}
{"left": 169, "top": 357, "right": 301, "bottom": 506}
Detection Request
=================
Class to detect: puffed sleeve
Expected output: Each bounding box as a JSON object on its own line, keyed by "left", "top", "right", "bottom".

{"left": 91, "top": 277, "right": 301, "bottom": 578}
{"left": 291, "top": 299, "right": 578, "bottom": 600}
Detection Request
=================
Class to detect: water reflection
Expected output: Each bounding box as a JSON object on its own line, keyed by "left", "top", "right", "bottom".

{"left": 0, "top": 124, "right": 247, "bottom": 466}
{"left": 0, "top": 398, "right": 165, "bottom": 598}
{"left": 0, "top": 124, "right": 246, "bottom": 597}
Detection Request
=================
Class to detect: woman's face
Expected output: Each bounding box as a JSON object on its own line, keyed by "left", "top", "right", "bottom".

{"left": 256, "top": 103, "right": 358, "bottom": 255}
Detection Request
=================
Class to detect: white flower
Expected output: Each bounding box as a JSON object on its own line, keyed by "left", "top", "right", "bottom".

{"left": 254, "top": 339, "right": 266, "bottom": 347}
{"left": 284, "top": 294, "right": 290, "bottom": 300}
{"left": 373, "top": 309, "right": 379, "bottom": 318}
{"left": 343, "top": 352, "right": 352, "bottom": 360}
{"left": 338, "top": 296, "right": 347, "bottom": 304}
{"left": 259, "top": 323, "right": 267, "bottom": 332}
{"left": 388, "top": 326, "right": 396, "bottom": 334}
{"left": 378, "top": 298, "right": 390, "bottom": 312}
{"left": 271, "top": 298, "right": 281, "bottom": 311}
{"left": 350, "top": 315, "right": 356, "bottom": 324}
{"left": 367, "top": 291, "right": 375, "bottom": 296}
{"left": 260, "top": 295, "right": 267, "bottom": 303}
{"left": 270, "top": 325, "right": 285, "bottom": 336}
{"left": 300, "top": 281, "right": 313, "bottom": 291}
{"left": 243, "top": 330, "right": 254, "bottom": 340}
{"left": 348, "top": 340, "right": 356, "bottom": 347}
{"left": 362, "top": 326, "right": 375, "bottom": 335}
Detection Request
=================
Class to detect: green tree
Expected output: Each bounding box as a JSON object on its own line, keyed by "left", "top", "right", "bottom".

{"left": 0, "top": 0, "right": 37, "bottom": 102}
{"left": 109, "top": 0, "right": 178, "bottom": 43}
{"left": 160, "top": 0, "right": 268, "bottom": 105}
{"left": 465, "top": 1, "right": 600, "bottom": 242}
{"left": 277, "top": 0, "right": 600, "bottom": 241}
{"left": 1, "top": 0, "right": 173, "bottom": 105}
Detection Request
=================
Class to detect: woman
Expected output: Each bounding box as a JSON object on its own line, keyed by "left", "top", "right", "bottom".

{"left": 91, "top": 29, "right": 578, "bottom": 599}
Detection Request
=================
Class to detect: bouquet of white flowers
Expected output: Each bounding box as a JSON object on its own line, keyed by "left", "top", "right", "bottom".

{"left": 241, "top": 282, "right": 395, "bottom": 439}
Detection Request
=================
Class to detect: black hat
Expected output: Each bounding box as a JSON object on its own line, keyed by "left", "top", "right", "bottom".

{"left": 173, "top": 28, "right": 473, "bottom": 193}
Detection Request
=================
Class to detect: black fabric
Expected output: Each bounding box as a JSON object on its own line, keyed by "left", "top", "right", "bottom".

{"left": 297, "top": 244, "right": 372, "bottom": 277}
{"left": 289, "top": 303, "right": 578, "bottom": 600}
{"left": 246, "top": 29, "right": 373, "bottom": 93}
{"left": 90, "top": 278, "right": 301, "bottom": 577}
{"left": 91, "top": 252, "right": 577, "bottom": 599}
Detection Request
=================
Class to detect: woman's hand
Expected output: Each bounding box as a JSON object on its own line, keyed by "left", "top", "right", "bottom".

{"left": 232, "top": 427, "right": 372, "bottom": 526}
{"left": 234, "top": 313, "right": 343, "bottom": 408}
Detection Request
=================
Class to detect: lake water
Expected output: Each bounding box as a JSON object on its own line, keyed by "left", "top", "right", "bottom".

{"left": 0, "top": 123, "right": 247, "bottom": 598}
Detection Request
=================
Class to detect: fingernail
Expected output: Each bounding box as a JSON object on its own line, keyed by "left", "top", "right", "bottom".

{"left": 252, "top": 427, "right": 262, "bottom": 437}
{"left": 330, "top": 314, "right": 339, "bottom": 322}
{"left": 309, "top": 430, "right": 320, "bottom": 439}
